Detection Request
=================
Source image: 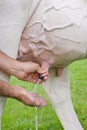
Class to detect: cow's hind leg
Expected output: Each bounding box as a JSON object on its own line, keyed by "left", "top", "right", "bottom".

{"left": 0, "top": 97, "right": 6, "bottom": 130}
{"left": 0, "top": 23, "right": 24, "bottom": 129}
{"left": 0, "top": 72, "right": 10, "bottom": 130}
{"left": 43, "top": 67, "right": 83, "bottom": 130}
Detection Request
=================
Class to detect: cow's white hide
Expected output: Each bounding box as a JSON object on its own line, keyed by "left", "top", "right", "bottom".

{"left": 0, "top": 0, "right": 87, "bottom": 130}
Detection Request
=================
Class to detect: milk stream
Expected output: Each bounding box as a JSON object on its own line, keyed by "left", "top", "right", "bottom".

{"left": 32, "top": 79, "right": 41, "bottom": 130}
{"left": 32, "top": 79, "right": 41, "bottom": 93}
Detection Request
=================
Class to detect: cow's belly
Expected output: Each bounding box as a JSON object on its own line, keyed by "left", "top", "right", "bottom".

{"left": 18, "top": 0, "right": 87, "bottom": 68}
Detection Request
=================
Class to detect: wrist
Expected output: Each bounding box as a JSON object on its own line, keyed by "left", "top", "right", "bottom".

{"left": 11, "top": 86, "right": 23, "bottom": 100}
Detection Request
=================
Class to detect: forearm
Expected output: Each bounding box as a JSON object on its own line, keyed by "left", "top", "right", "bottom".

{"left": 0, "top": 79, "right": 20, "bottom": 99}
{"left": 0, "top": 50, "right": 20, "bottom": 76}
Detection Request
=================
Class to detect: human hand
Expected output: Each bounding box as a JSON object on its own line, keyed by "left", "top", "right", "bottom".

{"left": 0, "top": 51, "right": 49, "bottom": 83}
{"left": 16, "top": 86, "right": 47, "bottom": 107}
{"left": 13, "top": 61, "right": 49, "bottom": 83}
{"left": 0, "top": 80, "right": 46, "bottom": 107}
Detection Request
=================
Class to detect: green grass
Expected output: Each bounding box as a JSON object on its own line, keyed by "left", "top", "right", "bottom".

{"left": 2, "top": 59, "right": 87, "bottom": 130}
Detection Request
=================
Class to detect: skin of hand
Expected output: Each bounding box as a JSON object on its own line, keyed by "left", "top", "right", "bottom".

{"left": 0, "top": 80, "right": 47, "bottom": 107}
{"left": 12, "top": 61, "right": 49, "bottom": 83}
{"left": 0, "top": 51, "right": 49, "bottom": 83}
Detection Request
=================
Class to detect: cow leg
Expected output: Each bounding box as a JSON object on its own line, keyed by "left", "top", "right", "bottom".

{"left": 0, "top": 29, "right": 23, "bottom": 129}
{"left": 0, "top": 8, "right": 26, "bottom": 130}
{"left": 0, "top": 27, "right": 24, "bottom": 129}
{"left": 0, "top": 22, "right": 25, "bottom": 129}
{"left": 43, "top": 67, "right": 83, "bottom": 130}
{"left": 0, "top": 72, "right": 9, "bottom": 130}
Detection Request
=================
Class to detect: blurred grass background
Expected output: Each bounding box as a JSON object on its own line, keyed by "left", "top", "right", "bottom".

{"left": 2, "top": 59, "right": 87, "bottom": 130}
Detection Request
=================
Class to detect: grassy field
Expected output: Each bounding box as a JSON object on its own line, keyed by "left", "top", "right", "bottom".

{"left": 2, "top": 59, "right": 87, "bottom": 130}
